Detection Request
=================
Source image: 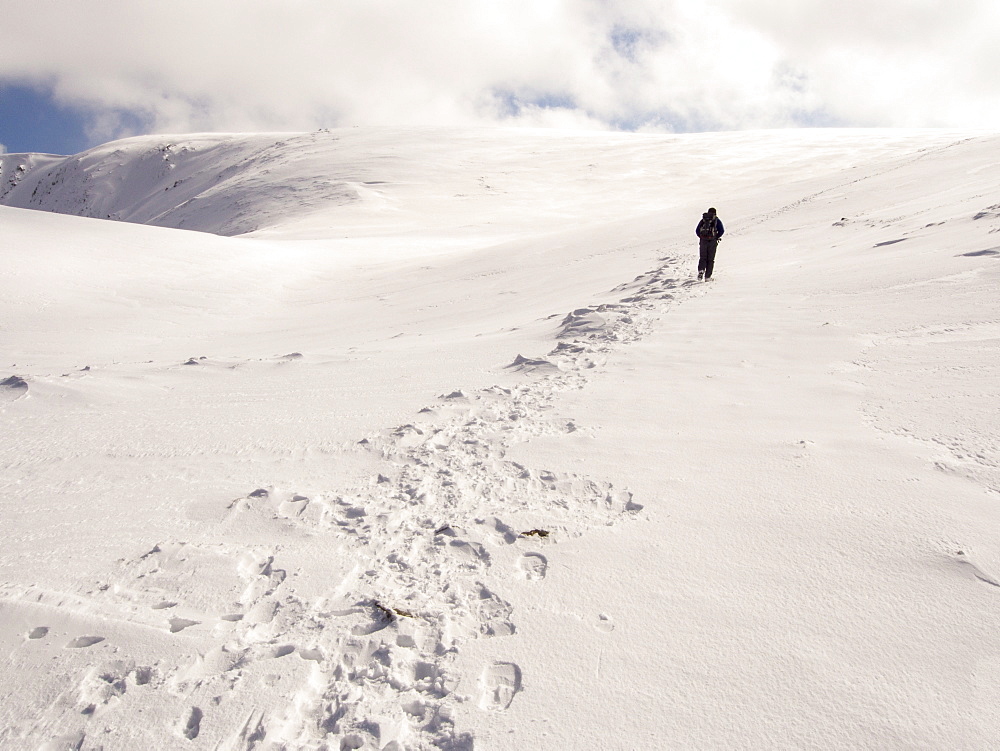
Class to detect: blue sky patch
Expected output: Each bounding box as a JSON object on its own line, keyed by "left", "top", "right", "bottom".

{"left": 492, "top": 89, "right": 578, "bottom": 119}
{"left": 609, "top": 26, "right": 669, "bottom": 64}
{"left": 0, "top": 83, "right": 94, "bottom": 155}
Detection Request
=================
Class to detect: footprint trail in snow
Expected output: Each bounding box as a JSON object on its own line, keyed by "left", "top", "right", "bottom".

{"left": 1, "top": 251, "right": 697, "bottom": 749}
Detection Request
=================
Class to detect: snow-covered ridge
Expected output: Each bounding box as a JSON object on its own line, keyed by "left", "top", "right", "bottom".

{"left": 0, "top": 132, "right": 365, "bottom": 236}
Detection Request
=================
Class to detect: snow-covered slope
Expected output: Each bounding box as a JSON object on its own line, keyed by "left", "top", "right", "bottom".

{"left": 1, "top": 132, "right": 365, "bottom": 236}
{"left": 1, "top": 128, "right": 999, "bottom": 750}
{"left": 0, "top": 127, "right": 968, "bottom": 240}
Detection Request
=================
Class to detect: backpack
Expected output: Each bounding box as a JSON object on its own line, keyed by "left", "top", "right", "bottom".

{"left": 698, "top": 215, "right": 717, "bottom": 239}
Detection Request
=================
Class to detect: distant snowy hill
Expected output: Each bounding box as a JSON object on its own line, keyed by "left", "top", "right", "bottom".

{"left": 0, "top": 132, "right": 364, "bottom": 236}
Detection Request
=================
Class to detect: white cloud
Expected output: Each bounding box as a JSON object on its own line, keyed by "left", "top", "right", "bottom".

{"left": 713, "top": 0, "right": 1000, "bottom": 127}
{"left": 1, "top": 0, "right": 998, "bottom": 140}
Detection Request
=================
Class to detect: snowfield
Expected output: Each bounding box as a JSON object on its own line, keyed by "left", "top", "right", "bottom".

{"left": 1, "top": 127, "right": 999, "bottom": 750}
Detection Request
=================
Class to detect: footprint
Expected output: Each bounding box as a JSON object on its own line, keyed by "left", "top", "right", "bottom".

{"left": 475, "top": 586, "right": 515, "bottom": 637}
{"left": 402, "top": 698, "right": 427, "bottom": 717}
{"left": 449, "top": 540, "right": 490, "bottom": 567}
{"left": 517, "top": 553, "right": 548, "bottom": 581}
{"left": 134, "top": 667, "right": 154, "bottom": 686}
{"left": 183, "top": 707, "right": 203, "bottom": 740}
{"left": 479, "top": 661, "right": 522, "bottom": 711}
{"left": 168, "top": 618, "right": 200, "bottom": 633}
{"left": 66, "top": 636, "right": 105, "bottom": 649}
{"left": 414, "top": 661, "right": 438, "bottom": 684}
{"left": 197, "top": 646, "right": 248, "bottom": 675}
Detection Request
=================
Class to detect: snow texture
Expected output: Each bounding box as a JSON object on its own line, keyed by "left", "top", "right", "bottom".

{"left": 1, "top": 127, "right": 999, "bottom": 749}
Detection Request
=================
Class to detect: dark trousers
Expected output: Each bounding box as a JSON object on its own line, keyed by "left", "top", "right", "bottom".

{"left": 699, "top": 238, "right": 718, "bottom": 277}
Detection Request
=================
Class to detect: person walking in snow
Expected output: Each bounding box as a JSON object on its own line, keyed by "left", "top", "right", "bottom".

{"left": 696, "top": 207, "right": 724, "bottom": 280}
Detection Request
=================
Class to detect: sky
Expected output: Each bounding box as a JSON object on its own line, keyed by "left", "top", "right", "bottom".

{"left": 2, "top": 0, "right": 999, "bottom": 155}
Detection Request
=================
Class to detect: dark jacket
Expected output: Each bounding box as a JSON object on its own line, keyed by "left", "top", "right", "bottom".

{"left": 696, "top": 216, "right": 724, "bottom": 239}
